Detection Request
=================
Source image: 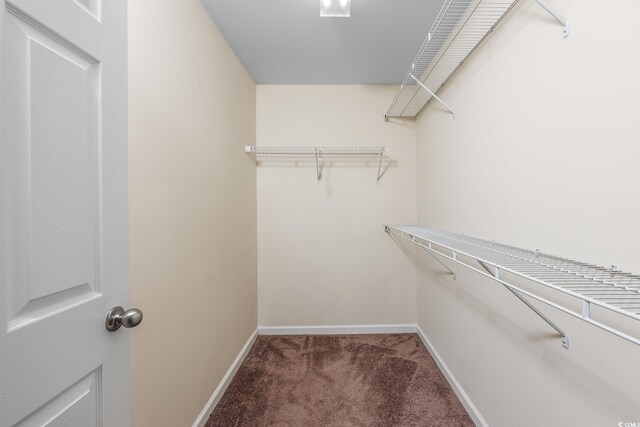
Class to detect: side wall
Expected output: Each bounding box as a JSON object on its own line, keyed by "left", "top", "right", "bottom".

{"left": 415, "top": 0, "right": 640, "bottom": 426}
{"left": 257, "top": 85, "right": 417, "bottom": 328}
{"left": 128, "top": 1, "right": 257, "bottom": 425}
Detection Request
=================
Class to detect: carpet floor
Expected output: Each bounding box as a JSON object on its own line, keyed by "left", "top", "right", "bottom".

{"left": 206, "top": 334, "right": 474, "bottom": 427}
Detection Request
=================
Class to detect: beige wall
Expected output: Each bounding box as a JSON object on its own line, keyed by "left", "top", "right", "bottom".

{"left": 415, "top": 0, "right": 640, "bottom": 425}
{"left": 128, "top": 0, "right": 257, "bottom": 425}
{"left": 126, "top": 0, "right": 640, "bottom": 423}
{"left": 257, "top": 85, "right": 417, "bottom": 327}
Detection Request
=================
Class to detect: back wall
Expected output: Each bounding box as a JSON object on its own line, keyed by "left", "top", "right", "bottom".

{"left": 257, "top": 85, "right": 417, "bottom": 328}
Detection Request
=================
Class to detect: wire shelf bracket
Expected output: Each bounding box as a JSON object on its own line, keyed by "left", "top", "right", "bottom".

{"left": 534, "top": 0, "right": 570, "bottom": 38}
{"left": 245, "top": 145, "right": 388, "bottom": 183}
{"left": 385, "top": 225, "right": 640, "bottom": 350}
{"left": 477, "top": 260, "right": 569, "bottom": 348}
{"left": 411, "top": 233, "right": 457, "bottom": 280}
{"left": 410, "top": 74, "right": 455, "bottom": 119}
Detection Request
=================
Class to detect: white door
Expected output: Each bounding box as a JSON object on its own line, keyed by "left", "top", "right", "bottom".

{"left": 0, "top": 0, "right": 131, "bottom": 425}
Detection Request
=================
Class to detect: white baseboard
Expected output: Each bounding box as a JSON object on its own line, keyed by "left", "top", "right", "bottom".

{"left": 415, "top": 325, "right": 488, "bottom": 427}
{"left": 258, "top": 324, "right": 417, "bottom": 335}
{"left": 192, "top": 328, "right": 259, "bottom": 427}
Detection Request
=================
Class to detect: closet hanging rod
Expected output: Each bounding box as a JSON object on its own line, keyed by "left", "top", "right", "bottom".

{"left": 385, "top": 225, "right": 640, "bottom": 349}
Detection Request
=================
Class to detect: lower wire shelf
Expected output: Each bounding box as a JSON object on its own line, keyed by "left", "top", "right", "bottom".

{"left": 386, "top": 225, "right": 640, "bottom": 349}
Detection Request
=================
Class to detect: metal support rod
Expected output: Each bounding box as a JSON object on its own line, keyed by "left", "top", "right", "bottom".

{"left": 315, "top": 148, "right": 322, "bottom": 183}
{"left": 582, "top": 301, "right": 591, "bottom": 319}
{"left": 534, "top": 0, "right": 570, "bottom": 38}
{"left": 410, "top": 75, "right": 456, "bottom": 118}
{"left": 376, "top": 151, "right": 383, "bottom": 183}
{"left": 421, "top": 244, "right": 456, "bottom": 280}
{"left": 478, "top": 261, "right": 569, "bottom": 348}
{"left": 387, "top": 226, "right": 455, "bottom": 279}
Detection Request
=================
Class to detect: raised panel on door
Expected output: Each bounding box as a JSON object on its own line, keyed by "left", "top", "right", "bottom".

{"left": 5, "top": 4, "right": 101, "bottom": 332}
{"left": 14, "top": 369, "right": 101, "bottom": 427}
{"left": 0, "top": 0, "right": 129, "bottom": 425}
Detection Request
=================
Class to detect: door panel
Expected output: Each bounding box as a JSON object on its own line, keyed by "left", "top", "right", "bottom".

{"left": 5, "top": 8, "right": 101, "bottom": 331}
{"left": 0, "top": 0, "right": 129, "bottom": 425}
{"left": 14, "top": 369, "right": 101, "bottom": 427}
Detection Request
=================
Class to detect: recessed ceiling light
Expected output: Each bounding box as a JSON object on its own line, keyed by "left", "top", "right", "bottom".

{"left": 320, "top": 0, "right": 351, "bottom": 18}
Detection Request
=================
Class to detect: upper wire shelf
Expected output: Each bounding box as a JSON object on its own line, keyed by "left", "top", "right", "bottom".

{"left": 385, "top": 0, "right": 571, "bottom": 120}
{"left": 245, "top": 145, "right": 388, "bottom": 183}
{"left": 386, "top": 0, "right": 517, "bottom": 119}
{"left": 386, "top": 225, "right": 640, "bottom": 349}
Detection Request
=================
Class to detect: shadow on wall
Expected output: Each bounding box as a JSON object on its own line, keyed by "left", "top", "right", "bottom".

{"left": 256, "top": 157, "right": 397, "bottom": 184}
{"left": 256, "top": 158, "right": 396, "bottom": 170}
{"left": 383, "top": 117, "right": 417, "bottom": 129}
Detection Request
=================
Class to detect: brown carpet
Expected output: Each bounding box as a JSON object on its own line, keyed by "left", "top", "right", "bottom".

{"left": 206, "top": 334, "right": 474, "bottom": 427}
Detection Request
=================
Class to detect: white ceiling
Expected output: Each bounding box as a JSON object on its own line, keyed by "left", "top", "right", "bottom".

{"left": 200, "top": 0, "right": 443, "bottom": 84}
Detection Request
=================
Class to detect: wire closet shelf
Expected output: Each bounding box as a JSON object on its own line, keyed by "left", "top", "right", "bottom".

{"left": 385, "top": 0, "right": 570, "bottom": 120}
{"left": 386, "top": 225, "right": 640, "bottom": 349}
{"left": 385, "top": 0, "right": 517, "bottom": 119}
{"left": 245, "top": 145, "right": 387, "bottom": 158}
{"left": 245, "top": 145, "right": 388, "bottom": 182}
